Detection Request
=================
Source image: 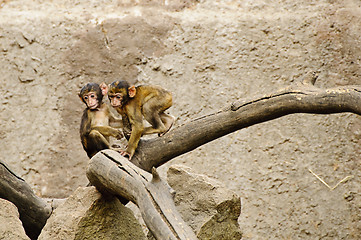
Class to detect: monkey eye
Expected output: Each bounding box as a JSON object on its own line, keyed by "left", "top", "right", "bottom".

{"left": 84, "top": 96, "right": 88, "bottom": 100}
{"left": 108, "top": 94, "right": 122, "bottom": 100}
{"left": 90, "top": 94, "right": 96, "bottom": 98}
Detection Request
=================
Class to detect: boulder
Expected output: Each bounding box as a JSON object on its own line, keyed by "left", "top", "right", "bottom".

{"left": 167, "top": 165, "right": 242, "bottom": 240}
{"left": 0, "top": 198, "right": 30, "bottom": 240}
{"left": 38, "top": 186, "right": 146, "bottom": 240}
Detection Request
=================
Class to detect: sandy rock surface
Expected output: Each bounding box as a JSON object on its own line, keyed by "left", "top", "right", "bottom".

{"left": 168, "top": 165, "right": 242, "bottom": 239}
{"left": 38, "top": 186, "right": 146, "bottom": 240}
{"left": 0, "top": 199, "right": 30, "bottom": 240}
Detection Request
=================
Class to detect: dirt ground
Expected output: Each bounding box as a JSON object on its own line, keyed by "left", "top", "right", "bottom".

{"left": 0, "top": 0, "right": 360, "bottom": 239}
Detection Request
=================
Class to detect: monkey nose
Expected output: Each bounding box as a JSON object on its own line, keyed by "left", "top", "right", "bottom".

{"left": 111, "top": 102, "right": 121, "bottom": 107}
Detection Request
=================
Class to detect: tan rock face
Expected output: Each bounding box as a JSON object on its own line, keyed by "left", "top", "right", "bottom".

{"left": 38, "top": 187, "right": 146, "bottom": 240}
{"left": 167, "top": 164, "right": 242, "bottom": 239}
{"left": 0, "top": 199, "right": 30, "bottom": 240}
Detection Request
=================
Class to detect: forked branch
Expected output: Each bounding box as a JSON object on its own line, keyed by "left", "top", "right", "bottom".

{"left": 88, "top": 73, "right": 361, "bottom": 240}
{"left": 1, "top": 74, "right": 360, "bottom": 240}
{"left": 87, "top": 150, "right": 197, "bottom": 240}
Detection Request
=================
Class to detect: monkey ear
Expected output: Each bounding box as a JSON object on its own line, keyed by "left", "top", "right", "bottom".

{"left": 100, "top": 82, "right": 108, "bottom": 96}
{"left": 128, "top": 86, "right": 136, "bottom": 98}
{"left": 79, "top": 94, "right": 84, "bottom": 103}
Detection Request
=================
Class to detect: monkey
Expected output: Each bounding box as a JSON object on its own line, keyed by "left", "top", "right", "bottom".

{"left": 107, "top": 80, "right": 175, "bottom": 160}
{"left": 79, "top": 82, "right": 124, "bottom": 158}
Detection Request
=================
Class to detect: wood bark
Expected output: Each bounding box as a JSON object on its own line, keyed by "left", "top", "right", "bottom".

{"left": 0, "top": 161, "right": 52, "bottom": 240}
{"left": 130, "top": 76, "right": 361, "bottom": 172}
{"left": 87, "top": 150, "right": 197, "bottom": 240}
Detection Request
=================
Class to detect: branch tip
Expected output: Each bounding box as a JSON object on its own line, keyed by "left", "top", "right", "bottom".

{"left": 302, "top": 71, "right": 318, "bottom": 85}
{"left": 151, "top": 167, "right": 160, "bottom": 182}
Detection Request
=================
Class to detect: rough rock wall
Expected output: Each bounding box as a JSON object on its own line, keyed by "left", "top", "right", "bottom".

{"left": 0, "top": 0, "right": 360, "bottom": 239}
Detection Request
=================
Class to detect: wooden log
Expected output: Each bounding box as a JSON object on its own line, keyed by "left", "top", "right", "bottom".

{"left": 87, "top": 149, "right": 197, "bottom": 240}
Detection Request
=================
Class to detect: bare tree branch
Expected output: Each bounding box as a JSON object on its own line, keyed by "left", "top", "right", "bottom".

{"left": 0, "top": 161, "right": 52, "bottom": 240}
{"left": 130, "top": 82, "right": 361, "bottom": 172}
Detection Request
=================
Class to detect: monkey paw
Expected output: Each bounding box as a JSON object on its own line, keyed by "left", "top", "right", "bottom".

{"left": 115, "top": 130, "right": 124, "bottom": 140}
{"left": 119, "top": 150, "right": 132, "bottom": 160}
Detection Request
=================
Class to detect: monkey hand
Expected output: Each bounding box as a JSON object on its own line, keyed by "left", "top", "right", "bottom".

{"left": 120, "top": 150, "right": 132, "bottom": 160}
{"left": 115, "top": 130, "right": 124, "bottom": 140}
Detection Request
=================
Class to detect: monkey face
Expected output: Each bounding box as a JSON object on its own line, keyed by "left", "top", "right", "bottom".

{"left": 108, "top": 80, "right": 134, "bottom": 108}
{"left": 79, "top": 83, "right": 103, "bottom": 109}
{"left": 108, "top": 93, "right": 125, "bottom": 107}
{"left": 83, "top": 91, "right": 99, "bottom": 109}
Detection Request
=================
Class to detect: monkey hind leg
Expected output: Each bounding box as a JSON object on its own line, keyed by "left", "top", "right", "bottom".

{"left": 143, "top": 113, "right": 167, "bottom": 135}
{"left": 142, "top": 94, "right": 173, "bottom": 136}
{"left": 86, "top": 130, "right": 110, "bottom": 158}
{"left": 143, "top": 113, "right": 175, "bottom": 136}
{"left": 158, "top": 113, "right": 175, "bottom": 137}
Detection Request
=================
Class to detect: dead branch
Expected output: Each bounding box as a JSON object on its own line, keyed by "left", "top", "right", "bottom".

{"left": 130, "top": 81, "right": 361, "bottom": 172}
{"left": 0, "top": 161, "right": 52, "bottom": 240}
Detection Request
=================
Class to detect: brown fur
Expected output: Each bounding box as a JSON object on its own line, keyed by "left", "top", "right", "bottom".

{"left": 108, "top": 81, "right": 174, "bottom": 159}
{"left": 79, "top": 83, "right": 123, "bottom": 158}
